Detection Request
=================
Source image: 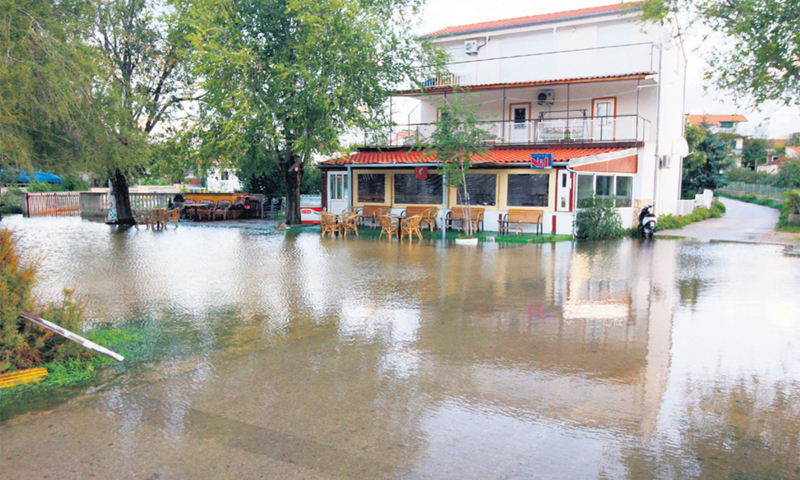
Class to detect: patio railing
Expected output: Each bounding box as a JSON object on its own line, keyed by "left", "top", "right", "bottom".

{"left": 372, "top": 115, "right": 650, "bottom": 148}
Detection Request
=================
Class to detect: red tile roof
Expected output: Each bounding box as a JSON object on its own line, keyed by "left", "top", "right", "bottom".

{"left": 321, "top": 147, "right": 631, "bottom": 166}
{"left": 685, "top": 114, "right": 748, "bottom": 126}
{"left": 422, "top": 3, "right": 643, "bottom": 38}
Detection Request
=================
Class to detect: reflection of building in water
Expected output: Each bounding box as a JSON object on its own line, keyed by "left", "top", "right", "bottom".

{"left": 416, "top": 240, "right": 677, "bottom": 437}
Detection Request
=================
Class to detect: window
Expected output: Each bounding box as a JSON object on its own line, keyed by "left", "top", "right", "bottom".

{"left": 719, "top": 121, "right": 734, "bottom": 128}
{"left": 576, "top": 174, "right": 634, "bottom": 208}
{"left": 221, "top": 171, "right": 229, "bottom": 181}
{"left": 357, "top": 174, "right": 385, "bottom": 203}
{"left": 507, "top": 174, "right": 549, "bottom": 207}
{"left": 615, "top": 177, "right": 632, "bottom": 207}
{"left": 394, "top": 174, "right": 442, "bottom": 204}
{"left": 329, "top": 173, "right": 348, "bottom": 200}
{"left": 457, "top": 174, "right": 496, "bottom": 206}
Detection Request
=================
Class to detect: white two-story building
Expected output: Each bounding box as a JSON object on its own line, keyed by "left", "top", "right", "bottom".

{"left": 320, "top": 3, "right": 687, "bottom": 234}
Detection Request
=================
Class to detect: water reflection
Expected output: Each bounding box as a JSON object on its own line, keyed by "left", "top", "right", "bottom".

{"left": 2, "top": 215, "right": 799, "bottom": 479}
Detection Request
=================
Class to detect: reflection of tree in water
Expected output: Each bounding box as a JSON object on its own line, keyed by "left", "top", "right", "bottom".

{"left": 678, "top": 277, "right": 705, "bottom": 308}
{"left": 623, "top": 379, "right": 800, "bottom": 479}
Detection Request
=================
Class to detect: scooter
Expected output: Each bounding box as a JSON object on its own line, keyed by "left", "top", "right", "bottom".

{"left": 638, "top": 205, "right": 657, "bottom": 239}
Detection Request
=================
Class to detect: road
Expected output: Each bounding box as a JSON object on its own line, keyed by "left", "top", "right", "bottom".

{"left": 656, "top": 197, "right": 796, "bottom": 244}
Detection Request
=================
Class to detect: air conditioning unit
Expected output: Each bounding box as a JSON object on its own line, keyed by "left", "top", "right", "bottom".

{"left": 464, "top": 40, "right": 478, "bottom": 55}
{"left": 537, "top": 90, "right": 554, "bottom": 106}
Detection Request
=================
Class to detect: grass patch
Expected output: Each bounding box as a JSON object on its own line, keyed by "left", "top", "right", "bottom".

{"left": 657, "top": 199, "right": 726, "bottom": 231}
{"left": 0, "top": 326, "right": 149, "bottom": 419}
{"left": 341, "top": 226, "right": 572, "bottom": 244}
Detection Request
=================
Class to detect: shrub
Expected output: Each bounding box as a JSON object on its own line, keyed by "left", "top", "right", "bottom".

{"left": 657, "top": 199, "right": 725, "bottom": 230}
{"left": 575, "top": 197, "right": 623, "bottom": 240}
{"left": 0, "top": 230, "right": 88, "bottom": 373}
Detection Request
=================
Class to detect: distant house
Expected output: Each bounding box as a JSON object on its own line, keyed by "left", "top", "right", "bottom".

{"left": 319, "top": 3, "right": 688, "bottom": 233}
{"left": 207, "top": 167, "right": 242, "bottom": 193}
{"left": 786, "top": 146, "right": 800, "bottom": 159}
{"left": 685, "top": 114, "right": 748, "bottom": 163}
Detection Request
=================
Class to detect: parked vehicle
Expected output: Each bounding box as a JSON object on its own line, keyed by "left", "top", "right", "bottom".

{"left": 638, "top": 205, "right": 657, "bottom": 239}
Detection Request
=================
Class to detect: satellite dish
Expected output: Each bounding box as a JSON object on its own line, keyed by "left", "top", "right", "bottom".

{"left": 672, "top": 138, "right": 689, "bottom": 157}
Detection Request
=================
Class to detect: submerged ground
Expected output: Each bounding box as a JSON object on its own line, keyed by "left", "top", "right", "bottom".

{"left": 1, "top": 206, "right": 799, "bottom": 479}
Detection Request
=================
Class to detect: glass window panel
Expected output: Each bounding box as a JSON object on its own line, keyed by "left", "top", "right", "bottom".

{"left": 596, "top": 175, "right": 613, "bottom": 197}
{"left": 577, "top": 175, "right": 594, "bottom": 208}
{"left": 330, "top": 174, "right": 337, "bottom": 200}
{"left": 507, "top": 174, "right": 549, "bottom": 207}
{"left": 394, "top": 174, "right": 442, "bottom": 204}
{"left": 357, "top": 174, "right": 385, "bottom": 203}
{"left": 615, "top": 176, "right": 632, "bottom": 207}
{"left": 457, "top": 174, "right": 496, "bottom": 206}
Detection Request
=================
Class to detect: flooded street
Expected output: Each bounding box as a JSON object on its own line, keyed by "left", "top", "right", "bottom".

{"left": 2, "top": 215, "right": 800, "bottom": 479}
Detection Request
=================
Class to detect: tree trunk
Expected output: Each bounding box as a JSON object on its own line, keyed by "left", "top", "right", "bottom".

{"left": 279, "top": 147, "right": 304, "bottom": 225}
{"left": 461, "top": 167, "right": 472, "bottom": 236}
{"left": 109, "top": 168, "right": 135, "bottom": 225}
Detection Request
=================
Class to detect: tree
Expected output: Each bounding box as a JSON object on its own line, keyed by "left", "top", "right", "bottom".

{"left": 682, "top": 121, "right": 731, "bottom": 196}
{"left": 742, "top": 137, "right": 766, "bottom": 170}
{"left": 0, "top": 0, "right": 96, "bottom": 175}
{"left": 181, "top": 0, "right": 445, "bottom": 224}
{"left": 421, "top": 91, "right": 494, "bottom": 236}
{"left": 788, "top": 132, "right": 800, "bottom": 147}
{"left": 87, "top": 0, "right": 198, "bottom": 225}
{"left": 642, "top": 0, "right": 800, "bottom": 107}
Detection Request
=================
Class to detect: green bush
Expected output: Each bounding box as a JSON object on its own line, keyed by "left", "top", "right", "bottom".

{"left": 725, "top": 166, "right": 775, "bottom": 185}
{"left": 25, "top": 182, "right": 64, "bottom": 193}
{"left": 576, "top": 197, "right": 623, "bottom": 240}
{"left": 0, "top": 188, "right": 24, "bottom": 214}
{"left": 657, "top": 199, "right": 725, "bottom": 230}
{"left": 0, "top": 229, "right": 89, "bottom": 373}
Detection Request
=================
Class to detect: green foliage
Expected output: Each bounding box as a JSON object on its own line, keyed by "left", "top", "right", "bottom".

{"left": 61, "top": 174, "right": 89, "bottom": 192}
{"left": 25, "top": 182, "right": 64, "bottom": 193}
{"left": 657, "top": 199, "right": 726, "bottom": 230}
{"left": 682, "top": 121, "right": 731, "bottom": 198}
{"left": 0, "top": 188, "right": 23, "bottom": 214}
{"left": 742, "top": 138, "right": 767, "bottom": 169}
{"left": 0, "top": 230, "right": 89, "bottom": 373}
{"left": 788, "top": 133, "right": 800, "bottom": 147}
{"left": 642, "top": 0, "right": 800, "bottom": 107}
{"left": 718, "top": 191, "right": 782, "bottom": 209}
{"left": 575, "top": 197, "right": 624, "bottom": 240}
{"left": 420, "top": 90, "right": 494, "bottom": 236}
{"left": 773, "top": 159, "right": 800, "bottom": 189}
{"left": 725, "top": 166, "right": 775, "bottom": 185}
{"left": 180, "top": 0, "right": 446, "bottom": 223}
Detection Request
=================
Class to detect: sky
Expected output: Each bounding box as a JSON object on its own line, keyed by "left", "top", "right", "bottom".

{"left": 417, "top": 0, "right": 799, "bottom": 139}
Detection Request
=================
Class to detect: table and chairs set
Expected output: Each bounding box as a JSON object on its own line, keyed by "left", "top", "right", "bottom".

{"left": 319, "top": 206, "right": 438, "bottom": 242}
{"left": 133, "top": 195, "right": 265, "bottom": 229}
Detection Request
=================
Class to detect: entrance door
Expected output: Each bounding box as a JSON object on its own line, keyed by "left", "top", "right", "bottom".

{"left": 556, "top": 170, "right": 571, "bottom": 212}
{"left": 592, "top": 97, "right": 616, "bottom": 141}
{"left": 327, "top": 172, "right": 349, "bottom": 214}
{"left": 509, "top": 104, "right": 530, "bottom": 143}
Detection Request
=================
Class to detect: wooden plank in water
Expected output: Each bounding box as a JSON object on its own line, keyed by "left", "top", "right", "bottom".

{"left": 0, "top": 368, "right": 48, "bottom": 389}
{"left": 20, "top": 311, "right": 124, "bottom": 362}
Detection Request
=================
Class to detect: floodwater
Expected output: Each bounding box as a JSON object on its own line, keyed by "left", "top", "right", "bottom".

{"left": 2, "top": 215, "right": 800, "bottom": 479}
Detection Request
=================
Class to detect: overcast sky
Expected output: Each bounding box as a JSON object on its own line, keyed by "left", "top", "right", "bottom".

{"left": 417, "top": 0, "right": 799, "bottom": 139}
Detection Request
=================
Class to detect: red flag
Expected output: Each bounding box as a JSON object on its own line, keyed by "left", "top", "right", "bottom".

{"left": 415, "top": 166, "right": 428, "bottom": 179}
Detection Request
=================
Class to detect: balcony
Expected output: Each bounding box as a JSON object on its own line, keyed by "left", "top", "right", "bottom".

{"left": 370, "top": 115, "right": 651, "bottom": 148}
{"left": 421, "top": 43, "right": 657, "bottom": 89}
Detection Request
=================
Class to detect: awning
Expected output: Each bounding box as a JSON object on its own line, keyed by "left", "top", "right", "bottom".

{"left": 567, "top": 148, "right": 638, "bottom": 173}
{"left": 321, "top": 147, "right": 636, "bottom": 168}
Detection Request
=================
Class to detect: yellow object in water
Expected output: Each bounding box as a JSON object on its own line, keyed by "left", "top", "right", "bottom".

{"left": 0, "top": 368, "right": 48, "bottom": 389}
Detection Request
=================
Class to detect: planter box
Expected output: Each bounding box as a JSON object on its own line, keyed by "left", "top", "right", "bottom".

{"left": 455, "top": 237, "right": 479, "bottom": 246}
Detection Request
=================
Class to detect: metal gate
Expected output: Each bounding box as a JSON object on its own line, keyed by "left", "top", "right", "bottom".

{"left": 23, "top": 192, "right": 81, "bottom": 217}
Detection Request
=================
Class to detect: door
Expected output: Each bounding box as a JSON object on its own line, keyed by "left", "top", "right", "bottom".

{"left": 556, "top": 170, "right": 571, "bottom": 212}
{"left": 509, "top": 104, "right": 530, "bottom": 143}
{"left": 327, "top": 172, "right": 349, "bottom": 214}
{"left": 592, "top": 97, "right": 616, "bottom": 141}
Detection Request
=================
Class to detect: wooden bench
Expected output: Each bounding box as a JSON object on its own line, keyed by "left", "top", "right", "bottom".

{"left": 359, "top": 204, "right": 391, "bottom": 228}
{"left": 500, "top": 208, "right": 543, "bottom": 235}
{"left": 401, "top": 206, "right": 439, "bottom": 231}
{"left": 445, "top": 207, "right": 484, "bottom": 233}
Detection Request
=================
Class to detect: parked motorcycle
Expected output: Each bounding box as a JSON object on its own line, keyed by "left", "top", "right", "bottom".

{"left": 638, "top": 205, "right": 657, "bottom": 239}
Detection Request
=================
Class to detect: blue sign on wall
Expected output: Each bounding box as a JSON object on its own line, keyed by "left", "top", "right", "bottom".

{"left": 531, "top": 153, "right": 553, "bottom": 169}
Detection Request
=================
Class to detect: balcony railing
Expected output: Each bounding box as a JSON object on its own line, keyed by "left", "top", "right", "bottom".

{"left": 370, "top": 115, "right": 650, "bottom": 148}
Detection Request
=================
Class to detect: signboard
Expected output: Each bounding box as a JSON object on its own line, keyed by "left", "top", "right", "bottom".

{"left": 531, "top": 153, "right": 553, "bottom": 169}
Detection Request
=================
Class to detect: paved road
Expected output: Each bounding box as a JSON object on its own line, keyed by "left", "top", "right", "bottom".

{"left": 656, "top": 197, "right": 786, "bottom": 243}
